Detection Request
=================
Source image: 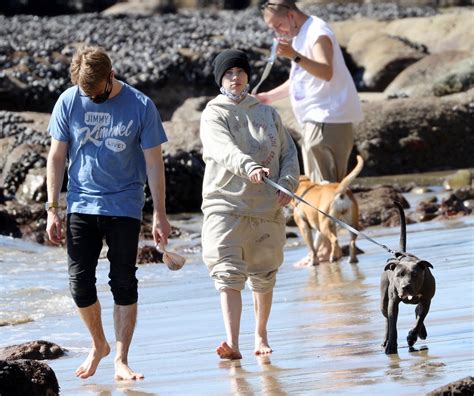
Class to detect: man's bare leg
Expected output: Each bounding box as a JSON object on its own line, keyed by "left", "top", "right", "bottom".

{"left": 217, "top": 288, "right": 242, "bottom": 360}
{"left": 75, "top": 300, "right": 110, "bottom": 379}
{"left": 253, "top": 290, "right": 273, "bottom": 355}
{"left": 114, "top": 303, "right": 144, "bottom": 380}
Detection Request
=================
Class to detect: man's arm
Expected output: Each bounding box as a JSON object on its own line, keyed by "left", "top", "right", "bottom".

{"left": 143, "top": 145, "right": 171, "bottom": 246}
{"left": 46, "top": 138, "right": 68, "bottom": 244}
{"left": 277, "top": 36, "right": 334, "bottom": 81}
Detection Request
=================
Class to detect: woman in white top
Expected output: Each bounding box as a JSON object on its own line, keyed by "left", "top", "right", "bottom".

{"left": 257, "top": 0, "right": 363, "bottom": 185}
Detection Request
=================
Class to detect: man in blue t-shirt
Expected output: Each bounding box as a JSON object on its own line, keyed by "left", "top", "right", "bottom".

{"left": 46, "top": 46, "right": 171, "bottom": 381}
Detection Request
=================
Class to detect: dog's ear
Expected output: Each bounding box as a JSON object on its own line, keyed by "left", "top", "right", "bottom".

{"left": 417, "top": 260, "right": 434, "bottom": 269}
{"left": 384, "top": 258, "right": 398, "bottom": 271}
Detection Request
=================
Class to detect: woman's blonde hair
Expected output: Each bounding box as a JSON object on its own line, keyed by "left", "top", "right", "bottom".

{"left": 70, "top": 46, "right": 112, "bottom": 93}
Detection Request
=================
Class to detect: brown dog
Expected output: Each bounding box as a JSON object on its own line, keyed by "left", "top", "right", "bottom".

{"left": 291, "top": 155, "right": 364, "bottom": 266}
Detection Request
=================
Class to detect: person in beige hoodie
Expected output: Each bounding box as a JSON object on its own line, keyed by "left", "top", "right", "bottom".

{"left": 200, "top": 49, "right": 300, "bottom": 360}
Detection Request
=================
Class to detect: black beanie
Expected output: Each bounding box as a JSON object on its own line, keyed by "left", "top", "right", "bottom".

{"left": 213, "top": 49, "right": 251, "bottom": 87}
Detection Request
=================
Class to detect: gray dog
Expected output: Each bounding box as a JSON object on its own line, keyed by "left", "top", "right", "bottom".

{"left": 380, "top": 202, "right": 436, "bottom": 354}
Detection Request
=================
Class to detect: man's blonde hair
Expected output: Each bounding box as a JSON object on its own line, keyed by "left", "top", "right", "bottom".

{"left": 70, "top": 46, "right": 112, "bottom": 93}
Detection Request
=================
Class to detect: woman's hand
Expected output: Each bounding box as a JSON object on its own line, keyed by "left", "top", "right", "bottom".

{"left": 276, "top": 191, "right": 292, "bottom": 207}
{"left": 276, "top": 38, "right": 297, "bottom": 59}
{"left": 249, "top": 167, "right": 270, "bottom": 184}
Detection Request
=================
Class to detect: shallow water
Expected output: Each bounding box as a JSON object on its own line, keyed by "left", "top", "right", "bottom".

{"left": 1, "top": 204, "right": 473, "bottom": 395}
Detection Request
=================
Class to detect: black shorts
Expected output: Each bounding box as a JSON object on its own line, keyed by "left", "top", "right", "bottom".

{"left": 66, "top": 213, "right": 141, "bottom": 308}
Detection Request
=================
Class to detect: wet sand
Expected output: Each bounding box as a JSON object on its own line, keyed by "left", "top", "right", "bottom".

{"left": 27, "top": 214, "right": 472, "bottom": 396}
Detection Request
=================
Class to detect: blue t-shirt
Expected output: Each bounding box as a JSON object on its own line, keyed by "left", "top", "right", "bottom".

{"left": 48, "top": 83, "right": 167, "bottom": 220}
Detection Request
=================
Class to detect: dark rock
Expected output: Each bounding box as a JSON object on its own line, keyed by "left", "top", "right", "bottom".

{"left": 439, "top": 191, "right": 473, "bottom": 217}
{"left": 355, "top": 90, "right": 474, "bottom": 176}
{"left": 0, "top": 0, "right": 117, "bottom": 16}
{"left": 153, "top": 150, "right": 205, "bottom": 214}
{"left": 427, "top": 376, "right": 474, "bottom": 396}
{"left": 0, "top": 4, "right": 440, "bottom": 115}
{"left": 417, "top": 199, "right": 439, "bottom": 214}
{"left": 0, "top": 340, "right": 66, "bottom": 360}
{"left": 137, "top": 245, "right": 164, "bottom": 264}
{"left": 0, "top": 359, "right": 59, "bottom": 396}
{"left": 354, "top": 186, "right": 409, "bottom": 228}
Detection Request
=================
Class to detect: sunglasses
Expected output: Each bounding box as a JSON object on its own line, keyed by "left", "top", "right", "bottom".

{"left": 260, "top": 2, "right": 290, "bottom": 15}
{"left": 82, "top": 72, "right": 113, "bottom": 104}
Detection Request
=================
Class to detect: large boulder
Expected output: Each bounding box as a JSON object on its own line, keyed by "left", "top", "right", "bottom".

{"left": 384, "top": 51, "right": 473, "bottom": 98}
{"left": 427, "top": 376, "right": 474, "bottom": 396}
{"left": 344, "top": 30, "right": 426, "bottom": 91}
{"left": 385, "top": 9, "right": 474, "bottom": 54}
{"left": 0, "top": 340, "right": 66, "bottom": 360}
{"left": 162, "top": 120, "right": 201, "bottom": 155}
{"left": 0, "top": 359, "right": 59, "bottom": 396}
{"left": 355, "top": 89, "right": 474, "bottom": 176}
{"left": 332, "top": 10, "right": 474, "bottom": 91}
{"left": 432, "top": 57, "right": 474, "bottom": 97}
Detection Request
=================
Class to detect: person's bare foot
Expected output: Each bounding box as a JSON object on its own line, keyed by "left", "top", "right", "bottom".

{"left": 317, "top": 253, "right": 331, "bottom": 262}
{"left": 114, "top": 360, "right": 144, "bottom": 380}
{"left": 294, "top": 254, "right": 318, "bottom": 268}
{"left": 254, "top": 335, "right": 272, "bottom": 355}
{"left": 317, "top": 242, "right": 331, "bottom": 262}
{"left": 216, "top": 341, "right": 242, "bottom": 360}
{"left": 75, "top": 343, "right": 110, "bottom": 379}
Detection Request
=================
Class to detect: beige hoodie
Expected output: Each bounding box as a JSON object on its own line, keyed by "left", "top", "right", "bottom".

{"left": 200, "top": 94, "right": 300, "bottom": 223}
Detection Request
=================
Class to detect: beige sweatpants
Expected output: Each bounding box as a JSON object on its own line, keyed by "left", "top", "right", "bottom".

{"left": 301, "top": 122, "right": 354, "bottom": 183}
{"left": 202, "top": 213, "right": 286, "bottom": 293}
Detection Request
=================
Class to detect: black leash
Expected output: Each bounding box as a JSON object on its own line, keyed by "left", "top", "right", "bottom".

{"left": 263, "top": 176, "right": 397, "bottom": 255}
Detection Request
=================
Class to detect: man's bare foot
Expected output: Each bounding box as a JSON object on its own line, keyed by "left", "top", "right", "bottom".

{"left": 294, "top": 254, "right": 318, "bottom": 268}
{"left": 216, "top": 341, "right": 242, "bottom": 360}
{"left": 75, "top": 343, "right": 110, "bottom": 379}
{"left": 254, "top": 335, "right": 272, "bottom": 355}
{"left": 114, "top": 361, "right": 144, "bottom": 380}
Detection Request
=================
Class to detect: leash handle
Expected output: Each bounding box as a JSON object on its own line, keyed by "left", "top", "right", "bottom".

{"left": 263, "top": 176, "right": 396, "bottom": 255}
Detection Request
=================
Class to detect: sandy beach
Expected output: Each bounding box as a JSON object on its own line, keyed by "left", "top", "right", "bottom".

{"left": 2, "top": 207, "right": 473, "bottom": 395}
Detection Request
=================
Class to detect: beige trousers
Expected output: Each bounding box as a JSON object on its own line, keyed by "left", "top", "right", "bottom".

{"left": 301, "top": 122, "right": 354, "bottom": 183}
{"left": 202, "top": 213, "right": 286, "bottom": 293}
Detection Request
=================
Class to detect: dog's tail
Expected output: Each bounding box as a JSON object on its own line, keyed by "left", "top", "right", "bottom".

{"left": 335, "top": 155, "right": 364, "bottom": 196}
{"left": 394, "top": 201, "right": 406, "bottom": 253}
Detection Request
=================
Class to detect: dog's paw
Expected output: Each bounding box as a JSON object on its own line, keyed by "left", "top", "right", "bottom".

{"left": 348, "top": 257, "right": 359, "bottom": 264}
{"left": 381, "top": 339, "right": 388, "bottom": 347}
{"left": 407, "top": 329, "right": 418, "bottom": 347}
{"left": 419, "top": 324, "right": 427, "bottom": 340}
{"left": 385, "top": 342, "right": 398, "bottom": 355}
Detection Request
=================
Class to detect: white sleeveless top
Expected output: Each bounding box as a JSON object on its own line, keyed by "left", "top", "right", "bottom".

{"left": 289, "top": 16, "right": 363, "bottom": 126}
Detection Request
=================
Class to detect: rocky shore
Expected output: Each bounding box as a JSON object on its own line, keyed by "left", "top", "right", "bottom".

{"left": 1, "top": 3, "right": 473, "bottom": 243}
